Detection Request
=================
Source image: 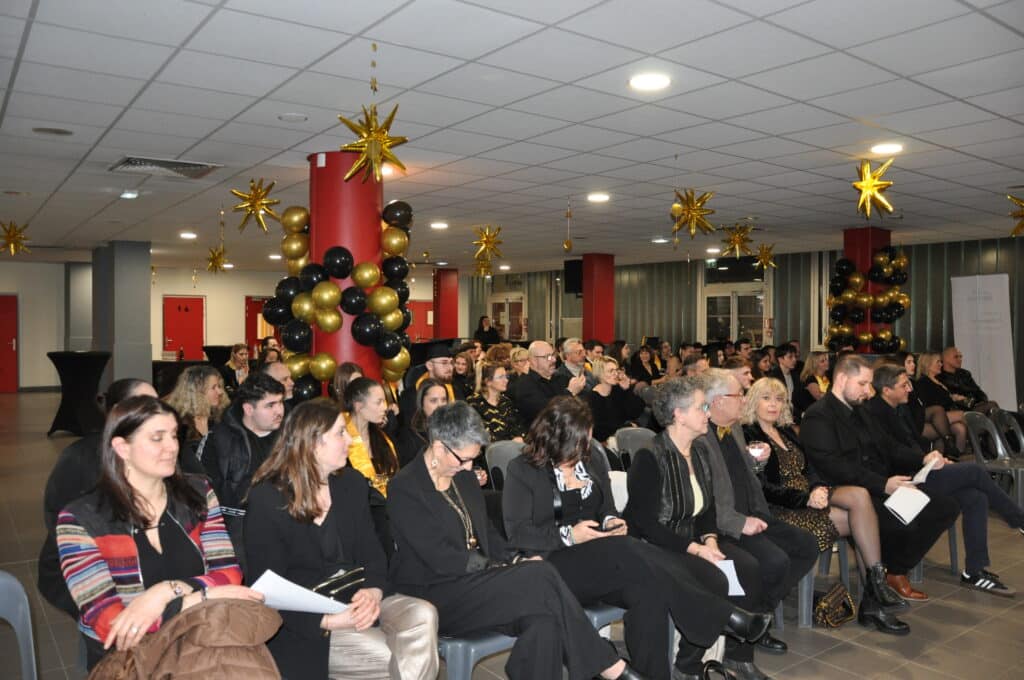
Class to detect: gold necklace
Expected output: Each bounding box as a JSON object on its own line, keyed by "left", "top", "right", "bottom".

{"left": 438, "top": 482, "right": 478, "bottom": 550}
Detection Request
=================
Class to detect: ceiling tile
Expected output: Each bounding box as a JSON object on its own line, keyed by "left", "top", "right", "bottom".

{"left": 986, "top": 0, "right": 1024, "bottom": 32}
{"left": 159, "top": 50, "right": 297, "bottom": 96}
{"left": 99, "top": 128, "right": 200, "bottom": 156}
{"left": 543, "top": 153, "right": 631, "bottom": 173}
{"left": 0, "top": 16, "right": 24, "bottom": 59}
{"left": 36, "top": 0, "right": 212, "bottom": 45}
{"left": 658, "top": 81, "right": 791, "bottom": 119}
{"left": 661, "top": 22, "right": 831, "bottom": 78}
{"left": 914, "top": 49, "right": 1024, "bottom": 98}
{"left": 13, "top": 61, "right": 145, "bottom": 105}
{"left": 186, "top": 9, "right": 347, "bottom": 68}
{"left": 848, "top": 13, "right": 1024, "bottom": 76}
{"left": 563, "top": 0, "right": 745, "bottom": 52}
{"left": 743, "top": 53, "right": 893, "bottom": 100}
{"left": 23, "top": 23, "right": 174, "bottom": 79}
{"left": 595, "top": 137, "right": 681, "bottom": 162}
{"left": 479, "top": 142, "right": 577, "bottom": 164}
{"left": 134, "top": 82, "right": 256, "bottom": 119}
{"left": 233, "top": 99, "right": 343, "bottom": 133}
{"left": 271, "top": 71, "right": 401, "bottom": 111}
{"left": 920, "top": 118, "right": 1024, "bottom": 147}
{"left": 381, "top": 90, "right": 493, "bottom": 127}
{"left": 676, "top": 149, "right": 747, "bottom": 170}
{"left": 439, "top": 157, "right": 526, "bottom": 177}
{"left": 574, "top": 58, "right": 726, "bottom": 101}
{"left": 809, "top": 80, "right": 951, "bottom": 118}
{"left": 1, "top": 115, "right": 107, "bottom": 145}
{"left": 785, "top": 121, "right": 889, "bottom": 150}
{"left": 454, "top": 108, "right": 568, "bottom": 139}
{"left": 115, "top": 108, "right": 224, "bottom": 138}
{"left": 366, "top": 0, "right": 541, "bottom": 60}
{"left": 657, "top": 122, "right": 766, "bottom": 148}
{"left": 462, "top": 0, "right": 606, "bottom": 24}
{"left": 710, "top": 136, "right": 816, "bottom": 160}
{"left": 480, "top": 28, "right": 642, "bottom": 82}
{"left": 713, "top": 0, "right": 811, "bottom": 17}
{"left": 416, "top": 63, "right": 558, "bottom": 106}
{"left": 872, "top": 101, "right": 997, "bottom": 133}
{"left": 225, "top": 0, "right": 408, "bottom": 34}
{"left": 312, "top": 38, "right": 464, "bottom": 88}
{"left": 179, "top": 139, "right": 278, "bottom": 166}
{"left": 508, "top": 86, "right": 636, "bottom": 122}
{"left": 0, "top": 0, "right": 32, "bottom": 18}
{"left": 588, "top": 105, "right": 708, "bottom": 136}
{"left": 209, "top": 121, "right": 313, "bottom": 148}
{"left": 598, "top": 163, "right": 679, "bottom": 182}
{"left": 529, "top": 124, "right": 636, "bottom": 152}
{"left": 412, "top": 128, "right": 509, "bottom": 155}
{"left": 967, "top": 85, "right": 1024, "bottom": 117}
{"left": 725, "top": 103, "right": 849, "bottom": 134}
{"left": 5, "top": 92, "right": 124, "bottom": 127}
{"left": 711, "top": 161, "right": 790, "bottom": 181}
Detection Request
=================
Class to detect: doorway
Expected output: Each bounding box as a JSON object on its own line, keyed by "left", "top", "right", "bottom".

{"left": 0, "top": 295, "right": 17, "bottom": 392}
{"left": 162, "top": 296, "right": 205, "bottom": 360}
{"left": 700, "top": 283, "right": 771, "bottom": 346}
{"left": 488, "top": 293, "right": 526, "bottom": 342}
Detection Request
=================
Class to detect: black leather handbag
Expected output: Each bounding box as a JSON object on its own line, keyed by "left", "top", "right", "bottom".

{"left": 311, "top": 566, "right": 366, "bottom": 604}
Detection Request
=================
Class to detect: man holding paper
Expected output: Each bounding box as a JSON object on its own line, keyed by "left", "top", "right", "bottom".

{"left": 868, "top": 363, "right": 1024, "bottom": 597}
{"left": 800, "top": 355, "right": 960, "bottom": 603}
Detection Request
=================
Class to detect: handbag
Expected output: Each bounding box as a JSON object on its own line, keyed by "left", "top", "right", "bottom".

{"left": 813, "top": 582, "right": 857, "bottom": 628}
{"left": 311, "top": 566, "right": 366, "bottom": 604}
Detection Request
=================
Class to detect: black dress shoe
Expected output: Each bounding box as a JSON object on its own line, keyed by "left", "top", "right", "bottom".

{"left": 723, "top": 607, "right": 772, "bottom": 643}
{"left": 756, "top": 633, "right": 787, "bottom": 654}
{"left": 722, "top": 658, "right": 772, "bottom": 680}
{"left": 615, "top": 662, "right": 651, "bottom": 680}
{"left": 857, "top": 604, "right": 911, "bottom": 635}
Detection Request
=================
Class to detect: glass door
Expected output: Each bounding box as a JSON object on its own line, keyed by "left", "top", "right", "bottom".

{"left": 701, "top": 284, "right": 769, "bottom": 345}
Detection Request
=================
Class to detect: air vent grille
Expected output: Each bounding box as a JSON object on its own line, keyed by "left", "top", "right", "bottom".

{"left": 108, "top": 156, "right": 222, "bottom": 179}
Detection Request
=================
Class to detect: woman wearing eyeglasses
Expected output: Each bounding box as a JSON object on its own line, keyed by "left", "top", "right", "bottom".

{"left": 585, "top": 357, "right": 645, "bottom": 444}
{"left": 388, "top": 401, "right": 650, "bottom": 680}
{"left": 467, "top": 362, "right": 525, "bottom": 442}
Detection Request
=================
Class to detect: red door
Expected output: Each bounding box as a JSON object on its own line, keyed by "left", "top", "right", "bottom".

{"left": 245, "top": 296, "right": 278, "bottom": 356}
{"left": 406, "top": 300, "right": 433, "bottom": 343}
{"left": 163, "top": 296, "right": 205, "bottom": 360}
{"left": 0, "top": 295, "right": 17, "bottom": 392}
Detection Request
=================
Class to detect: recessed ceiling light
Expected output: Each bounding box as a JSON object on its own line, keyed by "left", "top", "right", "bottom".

{"left": 436, "top": 260, "right": 448, "bottom": 266}
{"left": 629, "top": 72, "right": 671, "bottom": 92}
{"left": 410, "top": 277, "right": 416, "bottom": 283}
{"left": 430, "top": 222, "right": 448, "bottom": 230}
{"left": 120, "top": 189, "right": 139, "bottom": 199}
{"left": 706, "top": 247, "right": 721, "bottom": 254}
{"left": 587, "top": 192, "right": 610, "bottom": 203}
{"left": 651, "top": 237, "right": 670, "bottom": 244}
{"left": 223, "top": 263, "right": 235, "bottom": 269}
{"left": 277, "top": 112, "right": 308, "bottom": 123}
{"left": 269, "top": 254, "right": 282, "bottom": 260}
{"left": 32, "top": 126, "right": 73, "bottom": 136}
{"left": 499, "top": 264, "right": 511, "bottom": 271}
{"left": 870, "top": 142, "right": 903, "bottom": 154}
{"left": 180, "top": 231, "right": 198, "bottom": 240}
{"left": 381, "top": 164, "right": 395, "bottom": 177}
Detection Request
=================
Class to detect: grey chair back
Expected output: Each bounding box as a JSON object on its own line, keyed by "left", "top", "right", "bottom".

{"left": 992, "top": 409, "right": 1024, "bottom": 456}
{"left": 0, "top": 570, "right": 37, "bottom": 680}
{"left": 964, "top": 412, "right": 1012, "bottom": 461}
{"left": 614, "top": 427, "right": 656, "bottom": 455}
{"left": 485, "top": 440, "right": 524, "bottom": 490}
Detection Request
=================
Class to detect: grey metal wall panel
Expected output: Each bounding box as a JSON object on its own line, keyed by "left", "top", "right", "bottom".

{"left": 613, "top": 260, "right": 700, "bottom": 346}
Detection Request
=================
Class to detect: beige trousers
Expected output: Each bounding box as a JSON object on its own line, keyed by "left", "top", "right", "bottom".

{"left": 327, "top": 594, "right": 439, "bottom": 680}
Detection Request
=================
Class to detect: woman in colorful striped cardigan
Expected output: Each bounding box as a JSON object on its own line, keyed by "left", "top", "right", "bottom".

{"left": 57, "top": 395, "right": 264, "bottom": 669}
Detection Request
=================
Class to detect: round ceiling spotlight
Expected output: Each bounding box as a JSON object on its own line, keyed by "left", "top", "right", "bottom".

{"left": 587, "top": 192, "right": 610, "bottom": 203}
{"left": 651, "top": 237, "right": 670, "bottom": 244}
{"left": 629, "top": 72, "right": 671, "bottom": 92}
{"left": 430, "top": 222, "right": 449, "bottom": 230}
{"left": 870, "top": 142, "right": 903, "bottom": 154}
{"left": 180, "top": 231, "right": 198, "bottom": 240}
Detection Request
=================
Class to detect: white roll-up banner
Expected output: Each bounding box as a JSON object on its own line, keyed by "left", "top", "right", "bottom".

{"left": 950, "top": 274, "right": 1017, "bottom": 409}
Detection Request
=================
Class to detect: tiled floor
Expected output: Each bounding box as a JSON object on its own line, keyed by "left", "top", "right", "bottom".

{"left": 2, "top": 393, "right": 1024, "bottom": 679}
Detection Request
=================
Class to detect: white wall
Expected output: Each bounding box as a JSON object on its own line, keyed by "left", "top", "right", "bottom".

{"left": 0, "top": 261, "right": 65, "bottom": 387}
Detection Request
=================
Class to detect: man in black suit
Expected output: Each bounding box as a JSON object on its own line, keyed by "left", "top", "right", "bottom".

{"left": 552, "top": 337, "right": 597, "bottom": 392}
{"left": 509, "top": 340, "right": 585, "bottom": 425}
{"left": 766, "top": 343, "right": 799, "bottom": 401}
{"left": 799, "top": 354, "right": 960, "bottom": 601}
{"left": 939, "top": 346, "right": 999, "bottom": 414}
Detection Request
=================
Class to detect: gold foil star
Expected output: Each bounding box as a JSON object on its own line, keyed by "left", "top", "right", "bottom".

{"left": 1, "top": 220, "right": 30, "bottom": 256}
{"left": 852, "top": 158, "right": 895, "bottom": 219}
{"left": 230, "top": 178, "right": 281, "bottom": 233}
{"left": 206, "top": 244, "right": 228, "bottom": 274}
{"left": 472, "top": 225, "right": 503, "bottom": 260}
{"left": 338, "top": 104, "right": 408, "bottom": 183}
{"left": 671, "top": 189, "right": 716, "bottom": 241}
{"left": 1008, "top": 194, "right": 1024, "bottom": 237}
{"left": 754, "top": 243, "right": 777, "bottom": 269}
{"left": 721, "top": 224, "right": 754, "bottom": 259}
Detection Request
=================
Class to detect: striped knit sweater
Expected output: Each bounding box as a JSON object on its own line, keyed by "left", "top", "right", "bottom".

{"left": 56, "top": 478, "right": 242, "bottom": 643}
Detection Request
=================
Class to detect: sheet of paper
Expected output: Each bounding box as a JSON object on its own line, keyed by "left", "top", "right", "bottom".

{"left": 251, "top": 569, "right": 348, "bottom": 615}
{"left": 713, "top": 559, "right": 746, "bottom": 597}
{"left": 884, "top": 485, "right": 931, "bottom": 525}
{"left": 911, "top": 458, "right": 937, "bottom": 485}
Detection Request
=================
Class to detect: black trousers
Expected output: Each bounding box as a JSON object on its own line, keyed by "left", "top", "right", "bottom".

{"left": 548, "top": 536, "right": 733, "bottom": 678}
{"left": 408, "top": 561, "right": 617, "bottom": 680}
{"left": 733, "top": 518, "right": 819, "bottom": 611}
{"left": 873, "top": 490, "right": 960, "bottom": 574}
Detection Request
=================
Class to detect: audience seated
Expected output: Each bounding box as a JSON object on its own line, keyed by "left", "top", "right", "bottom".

{"left": 467, "top": 362, "right": 526, "bottom": 443}
{"left": 165, "top": 365, "right": 228, "bottom": 472}
{"left": 793, "top": 351, "right": 829, "bottom": 417}
{"left": 584, "top": 338, "right": 605, "bottom": 370}
{"left": 914, "top": 352, "right": 969, "bottom": 454}
{"left": 394, "top": 378, "right": 448, "bottom": 468}
{"left": 509, "top": 340, "right": 584, "bottom": 425}
{"left": 939, "top": 346, "right": 999, "bottom": 414}
{"left": 750, "top": 350, "right": 772, "bottom": 381}
{"left": 219, "top": 343, "right": 250, "bottom": 397}
{"left": 585, "top": 356, "right": 645, "bottom": 444}
{"left": 683, "top": 353, "right": 709, "bottom": 377}
{"left": 722, "top": 357, "right": 754, "bottom": 392}
{"left": 891, "top": 352, "right": 960, "bottom": 456}
{"left": 766, "top": 343, "right": 799, "bottom": 402}
{"left": 627, "top": 344, "right": 664, "bottom": 388}
{"left": 453, "top": 351, "right": 476, "bottom": 399}
{"left": 399, "top": 345, "right": 460, "bottom": 429}
{"left": 474, "top": 315, "right": 502, "bottom": 347}
{"left": 256, "top": 347, "right": 281, "bottom": 366}
{"left": 553, "top": 337, "right": 598, "bottom": 392}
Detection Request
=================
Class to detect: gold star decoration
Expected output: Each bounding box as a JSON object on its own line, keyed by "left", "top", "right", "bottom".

{"left": 852, "top": 158, "right": 895, "bottom": 219}
{"left": 230, "top": 178, "right": 281, "bottom": 233}
{"left": 754, "top": 243, "right": 777, "bottom": 269}
{"left": 1008, "top": 194, "right": 1024, "bottom": 237}
{"left": 338, "top": 104, "right": 408, "bottom": 183}
{"left": 472, "top": 225, "right": 503, "bottom": 260}
{"left": 474, "top": 259, "right": 493, "bottom": 277}
{"left": 206, "top": 244, "right": 228, "bottom": 274}
{"left": 1, "top": 220, "right": 30, "bottom": 256}
{"left": 671, "top": 189, "right": 716, "bottom": 242}
{"left": 721, "top": 224, "right": 754, "bottom": 259}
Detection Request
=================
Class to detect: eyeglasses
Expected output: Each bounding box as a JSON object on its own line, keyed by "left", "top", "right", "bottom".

{"left": 699, "top": 403, "right": 711, "bottom": 414}
{"left": 531, "top": 353, "right": 557, "bottom": 361}
{"left": 442, "top": 441, "right": 474, "bottom": 465}
{"left": 719, "top": 393, "right": 745, "bottom": 399}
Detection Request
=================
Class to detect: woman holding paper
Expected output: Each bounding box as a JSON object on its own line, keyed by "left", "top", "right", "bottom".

{"left": 245, "top": 398, "right": 438, "bottom": 680}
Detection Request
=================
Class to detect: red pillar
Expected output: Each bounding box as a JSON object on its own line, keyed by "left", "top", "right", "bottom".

{"left": 308, "top": 150, "right": 382, "bottom": 380}
{"left": 433, "top": 268, "right": 459, "bottom": 339}
{"left": 582, "top": 253, "right": 615, "bottom": 342}
{"left": 843, "top": 226, "right": 890, "bottom": 349}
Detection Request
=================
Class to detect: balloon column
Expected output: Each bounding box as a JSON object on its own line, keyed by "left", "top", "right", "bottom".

{"left": 825, "top": 247, "right": 910, "bottom": 353}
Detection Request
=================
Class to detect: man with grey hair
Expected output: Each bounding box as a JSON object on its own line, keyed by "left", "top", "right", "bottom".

{"left": 553, "top": 337, "right": 597, "bottom": 392}
{"left": 695, "top": 369, "right": 818, "bottom": 667}
{"left": 509, "top": 340, "right": 586, "bottom": 425}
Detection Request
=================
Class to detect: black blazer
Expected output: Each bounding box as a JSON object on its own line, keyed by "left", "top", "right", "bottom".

{"left": 865, "top": 395, "right": 928, "bottom": 454}
{"left": 502, "top": 453, "right": 617, "bottom": 558}
{"left": 508, "top": 369, "right": 570, "bottom": 426}
{"left": 388, "top": 454, "right": 510, "bottom": 590}
{"left": 912, "top": 377, "right": 957, "bottom": 411}
{"left": 742, "top": 422, "right": 825, "bottom": 510}
{"left": 244, "top": 468, "right": 389, "bottom": 680}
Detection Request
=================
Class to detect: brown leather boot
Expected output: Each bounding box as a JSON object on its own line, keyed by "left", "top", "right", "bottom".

{"left": 886, "top": 574, "right": 929, "bottom": 601}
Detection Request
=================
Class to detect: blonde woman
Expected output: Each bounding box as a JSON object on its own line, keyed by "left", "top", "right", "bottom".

{"left": 586, "top": 357, "right": 644, "bottom": 443}
{"left": 165, "top": 366, "right": 228, "bottom": 472}
{"left": 914, "top": 352, "right": 968, "bottom": 453}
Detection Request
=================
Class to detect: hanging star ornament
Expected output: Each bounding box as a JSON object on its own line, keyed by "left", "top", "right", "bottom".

{"left": 721, "top": 224, "right": 755, "bottom": 259}
{"left": 206, "top": 244, "right": 228, "bottom": 274}
{"left": 472, "top": 225, "right": 503, "bottom": 260}
{"left": 754, "top": 243, "right": 777, "bottom": 269}
{"left": 671, "top": 189, "right": 716, "bottom": 242}
{"left": 852, "top": 158, "right": 895, "bottom": 219}
{"left": 473, "top": 258, "right": 493, "bottom": 277}
{"left": 230, "top": 178, "right": 281, "bottom": 233}
{"left": 1, "top": 220, "right": 30, "bottom": 256}
{"left": 338, "top": 104, "right": 408, "bottom": 183}
{"left": 1008, "top": 194, "right": 1024, "bottom": 237}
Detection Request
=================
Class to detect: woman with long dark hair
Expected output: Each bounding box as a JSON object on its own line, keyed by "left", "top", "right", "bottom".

{"left": 467, "top": 362, "right": 525, "bottom": 442}
{"left": 394, "top": 378, "right": 448, "bottom": 468}
{"left": 474, "top": 315, "right": 501, "bottom": 347}
{"left": 246, "top": 399, "right": 438, "bottom": 679}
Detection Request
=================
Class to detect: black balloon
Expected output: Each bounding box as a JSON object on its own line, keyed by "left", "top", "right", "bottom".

{"left": 829, "top": 304, "right": 848, "bottom": 322}
{"left": 827, "top": 338, "right": 842, "bottom": 352}
{"left": 281, "top": 319, "right": 313, "bottom": 353}
{"left": 374, "top": 331, "right": 402, "bottom": 359}
{"left": 867, "top": 265, "right": 887, "bottom": 282}
{"left": 848, "top": 308, "right": 865, "bottom": 324}
{"left": 292, "top": 375, "right": 321, "bottom": 402}
{"left": 340, "top": 286, "right": 367, "bottom": 315}
{"left": 829, "top": 275, "right": 846, "bottom": 297}
{"left": 382, "top": 200, "right": 413, "bottom": 229}
{"left": 398, "top": 332, "right": 411, "bottom": 350}
{"left": 891, "top": 270, "right": 908, "bottom": 285}
{"left": 323, "top": 246, "right": 354, "bottom": 280}
{"left": 835, "top": 259, "right": 856, "bottom": 276}
{"left": 870, "top": 338, "right": 888, "bottom": 353}
{"left": 382, "top": 256, "right": 409, "bottom": 281}
{"left": 275, "top": 276, "right": 302, "bottom": 303}
{"left": 262, "top": 296, "right": 293, "bottom": 326}
{"left": 299, "top": 263, "right": 328, "bottom": 291}
{"left": 351, "top": 313, "right": 383, "bottom": 346}
{"left": 398, "top": 306, "right": 412, "bottom": 333}
{"left": 870, "top": 308, "right": 886, "bottom": 323}
{"left": 385, "top": 278, "right": 410, "bottom": 305}
{"left": 887, "top": 302, "right": 905, "bottom": 319}
{"left": 886, "top": 338, "right": 901, "bottom": 353}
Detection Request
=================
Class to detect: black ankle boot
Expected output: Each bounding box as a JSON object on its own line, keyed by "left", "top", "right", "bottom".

{"left": 944, "top": 436, "right": 962, "bottom": 460}
{"left": 858, "top": 589, "right": 911, "bottom": 635}
{"left": 868, "top": 563, "right": 908, "bottom": 610}
{"left": 723, "top": 606, "right": 772, "bottom": 643}
{"left": 615, "top": 662, "right": 651, "bottom": 680}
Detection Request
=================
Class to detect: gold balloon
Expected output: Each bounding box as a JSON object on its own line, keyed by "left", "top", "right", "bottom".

{"left": 367, "top": 286, "right": 399, "bottom": 315}
{"left": 381, "top": 347, "right": 410, "bottom": 373}
{"left": 381, "top": 227, "right": 409, "bottom": 257}
{"left": 892, "top": 254, "right": 908, "bottom": 270}
{"left": 562, "top": 239, "right": 573, "bottom": 253}
{"left": 873, "top": 292, "right": 889, "bottom": 308}
{"left": 287, "top": 253, "right": 309, "bottom": 276}
{"left": 857, "top": 331, "right": 874, "bottom": 345}
{"left": 315, "top": 307, "right": 342, "bottom": 333}
{"left": 895, "top": 292, "right": 911, "bottom": 309}
{"left": 827, "top": 324, "right": 841, "bottom": 337}
{"left": 309, "top": 352, "right": 338, "bottom": 382}
{"left": 670, "top": 202, "right": 684, "bottom": 218}
{"left": 380, "top": 308, "right": 403, "bottom": 332}
{"left": 898, "top": 337, "right": 908, "bottom": 351}
{"left": 281, "top": 206, "right": 310, "bottom": 234}
{"left": 312, "top": 280, "right": 341, "bottom": 309}
{"left": 286, "top": 352, "right": 310, "bottom": 379}
{"left": 847, "top": 272, "right": 865, "bottom": 291}
{"left": 872, "top": 251, "right": 891, "bottom": 267}
{"left": 291, "top": 292, "right": 316, "bottom": 323}
{"left": 837, "top": 324, "right": 853, "bottom": 336}
{"left": 382, "top": 368, "right": 405, "bottom": 383}
{"left": 352, "top": 261, "right": 381, "bottom": 288}
{"left": 281, "top": 233, "right": 309, "bottom": 259}
{"left": 856, "top": 292, "right": 874, "bottom": 308}
{"left": 840, "top": 288, "right": 857, "bottom": 304}
{"left": 881, "top": 264, "right": 894, "bottom": 278}
{"left": 877, "top": 328, "right": 893, "bottom": 342}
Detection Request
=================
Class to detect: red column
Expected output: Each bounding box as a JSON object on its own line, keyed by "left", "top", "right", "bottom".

{"left": 308, "top": 150, "right": 382, "bottom": 380}
{"left": 843, "top": 226, "right": 890, "bottom": 348}
{"left": 433, "top": 268, "right": 459, "bottom": 339}
{"left": 582, "top": 253, "right": 615, "bottom": 342}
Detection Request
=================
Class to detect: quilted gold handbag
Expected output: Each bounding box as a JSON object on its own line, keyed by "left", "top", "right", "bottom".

{"left": 813, "top": 582, "right": 857, "bottom": 628}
